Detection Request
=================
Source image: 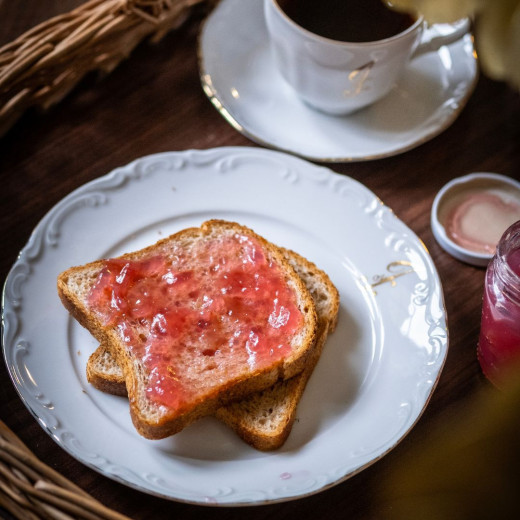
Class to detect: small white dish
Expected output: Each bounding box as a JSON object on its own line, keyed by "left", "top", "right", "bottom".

{"left": 3, "top": 147, "right": 448, "bottom": 505}
{"left": 199, "top": 0, "right": 478, "bottom": 162}
{"left": 431, "top": 173, "right": 520, "bottom": 266}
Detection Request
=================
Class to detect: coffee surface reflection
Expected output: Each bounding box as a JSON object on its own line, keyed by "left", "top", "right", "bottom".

{"left": 277, "top": 0, "right": 416, "bottom": 42}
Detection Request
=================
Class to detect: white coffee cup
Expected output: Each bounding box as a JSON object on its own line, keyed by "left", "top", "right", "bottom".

{"left": 264, "top": 0, "right": 470, "bottom": 115}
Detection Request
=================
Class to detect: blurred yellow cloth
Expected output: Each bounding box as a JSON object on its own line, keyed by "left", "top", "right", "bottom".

{"left": 389, "top": 0, "right": 520, "bottom": 90}
{"left": 379, "top": 367, "right": 520, "bottom": 519}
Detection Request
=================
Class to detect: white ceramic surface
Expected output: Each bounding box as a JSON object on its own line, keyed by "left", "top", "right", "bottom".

{"left": 2, "top": 147, "right": 448, "bottom": 506}
{"left": 199, "top": 0, "right": 478, "bottom": 162}
{"left": 264, "top": 0, "right": 425, "bottom": 115}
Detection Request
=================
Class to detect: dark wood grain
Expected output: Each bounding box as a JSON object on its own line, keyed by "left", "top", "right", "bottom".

{"left": 1, "top": 2, "right": 519, "bottom": 519}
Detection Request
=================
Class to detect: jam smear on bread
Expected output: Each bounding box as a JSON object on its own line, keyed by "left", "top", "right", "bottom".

{"left": 87, "top": 233, "right": 303, "bottom": 409}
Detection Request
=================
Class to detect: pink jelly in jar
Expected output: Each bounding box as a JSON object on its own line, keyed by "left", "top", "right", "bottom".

{"left": 478, "top": 220, "right": 520, "bottom": 388}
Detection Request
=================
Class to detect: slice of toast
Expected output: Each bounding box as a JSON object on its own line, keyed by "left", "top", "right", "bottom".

{"left": 58, "top": 220, "right": 317, "bottom": 439}
{"left": 87, "top": 248, "right": 339, "bottom": 450}
{"left": 215, "top": 249, "right": 339, "bottom": 449}
{"left": 87, "top": 343, "right": 128, "bottom": 397}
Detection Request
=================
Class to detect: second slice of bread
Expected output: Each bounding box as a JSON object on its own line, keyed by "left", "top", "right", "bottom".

{"left": 58, "top": 220, "right": 317, "bottom": 439}
{"left": 87, "top": 248, "right": 339, "bottom": 449}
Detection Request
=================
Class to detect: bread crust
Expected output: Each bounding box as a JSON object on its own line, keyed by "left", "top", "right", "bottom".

{"left": 86, "top": 247, "right": 339, "bottom": 449}
{"left": 58, "top": 220, "right": 318, "bottom": 439}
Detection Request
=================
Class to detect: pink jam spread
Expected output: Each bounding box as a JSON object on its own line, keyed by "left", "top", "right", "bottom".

{"left": 445, "top": 192, "right": 520, "bottom": 254}
{"left": 87, "top": 234, "right": 303, "bottom": 409}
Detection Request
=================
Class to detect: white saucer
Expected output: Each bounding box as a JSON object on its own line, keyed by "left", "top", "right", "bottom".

{"left": 199, "top": 0, "right": 478, "bottom": 162}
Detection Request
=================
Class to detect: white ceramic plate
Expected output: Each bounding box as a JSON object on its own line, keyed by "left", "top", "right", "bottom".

{"left": 2, "top": 148, "right": 447, "bottom": 505}
{"left": 199, "top": 0, "right": 478, "bottom": 162}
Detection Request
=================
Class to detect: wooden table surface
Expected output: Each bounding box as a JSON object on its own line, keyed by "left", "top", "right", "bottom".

{"left": 1, "top": 2, "right": 519, "bottom": 519}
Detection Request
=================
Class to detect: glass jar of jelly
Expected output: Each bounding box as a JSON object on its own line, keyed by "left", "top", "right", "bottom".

{"left": 478, "top": 220, "right": 520, "bottom": 388}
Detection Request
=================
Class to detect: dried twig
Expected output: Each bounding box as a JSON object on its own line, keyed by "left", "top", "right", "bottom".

{"left": 0, "top": 0, "right": 216, "bottom": 137}
{"left": 0, "top": 420, "right": 130, "bottom": 520}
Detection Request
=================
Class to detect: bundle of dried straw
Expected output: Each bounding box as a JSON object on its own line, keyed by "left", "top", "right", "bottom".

{"left": 0, "top": 420, "right": 131, "bottom": 520}
{"left": 0, "top": 0, "right": 215, "bottom": 138}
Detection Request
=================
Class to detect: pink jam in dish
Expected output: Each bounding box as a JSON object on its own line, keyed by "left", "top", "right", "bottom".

{"left": 445, "top": 192, "right": 520, "bottom": 255}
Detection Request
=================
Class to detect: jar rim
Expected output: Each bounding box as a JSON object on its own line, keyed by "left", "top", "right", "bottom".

{"left": 495, "top": 220, "right": 520, "bottom": 303}
{"left": 497, "top": 220, "right": 520, "bottom": 259}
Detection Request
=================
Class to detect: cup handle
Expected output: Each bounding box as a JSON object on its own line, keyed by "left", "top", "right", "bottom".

{"left": 411, "top": 18, "right": 471, "bottom": 59}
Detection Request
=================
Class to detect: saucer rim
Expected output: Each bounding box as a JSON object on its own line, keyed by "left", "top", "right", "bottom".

{"left": 198, "top": 0, "right": 479, "bottom": 163}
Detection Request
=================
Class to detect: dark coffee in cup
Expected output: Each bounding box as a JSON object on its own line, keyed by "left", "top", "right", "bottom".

{"left": 276, "top": 0, "right": 416, "bottom": 42}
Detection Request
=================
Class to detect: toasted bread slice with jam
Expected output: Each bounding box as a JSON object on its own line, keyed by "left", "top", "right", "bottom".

{"left": 215, "top": 249, "right": 339, "bottom": 450}
{"left": 58, "top": 220, "right": 317, "bottom": 439}
{"left": 86, "top": 247, "right": 339, "bottom": 449}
